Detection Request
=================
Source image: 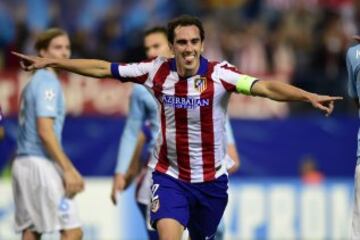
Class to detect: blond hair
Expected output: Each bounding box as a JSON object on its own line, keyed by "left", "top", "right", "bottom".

{"left": 34, "top": 28, "right": 68, "bottom": 53}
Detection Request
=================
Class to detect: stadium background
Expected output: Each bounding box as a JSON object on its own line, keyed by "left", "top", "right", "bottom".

{"left": 0, "top": 0, "right": 359, "bottom": 239}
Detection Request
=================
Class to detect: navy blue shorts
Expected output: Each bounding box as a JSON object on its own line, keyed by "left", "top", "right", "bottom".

{"left": 150, "top": 171, "right": 228, "bottom": 240}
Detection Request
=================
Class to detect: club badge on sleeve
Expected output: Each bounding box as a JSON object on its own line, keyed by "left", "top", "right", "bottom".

{"left": 44, "top": 89, "right": 55, "bottom": 101}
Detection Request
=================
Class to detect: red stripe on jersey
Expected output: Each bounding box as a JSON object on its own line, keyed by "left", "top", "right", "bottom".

{"left": 201, "top": 62, "right": 216, "bottom": 181}
{"left": 175, "top": 78, "right": 191, "bottom": 182}
{"left": 220, "top": 79, "right": 236, "bottom": 92}
{"left": 152, "top": 62, "right": 171, "bottom": 173}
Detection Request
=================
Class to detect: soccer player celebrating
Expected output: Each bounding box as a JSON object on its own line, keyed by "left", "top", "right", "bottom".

{"left": 12, "top": 29, "right": 84, "bottom": 240}
{"left": 347, "top": 35, "right": 360, "bottom": 240}
{"left": 13, "top": 15, "right": 341, "bottom": 240}
{"left": 110, "top": 26, "right": 240, "bottom": 240}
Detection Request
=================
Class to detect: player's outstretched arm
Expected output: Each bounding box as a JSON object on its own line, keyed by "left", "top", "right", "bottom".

{"left": 12, "top": 52, "right": 112, "bottom": 78}
{"left": 251, "top": 80, "right": 343, "bottom": 116}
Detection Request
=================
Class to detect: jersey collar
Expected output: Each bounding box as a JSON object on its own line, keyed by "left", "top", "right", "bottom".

{"left": 169, "top": 56, "right": 208, "bottom": 77}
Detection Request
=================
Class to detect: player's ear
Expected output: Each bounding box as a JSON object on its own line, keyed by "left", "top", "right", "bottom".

{"left": 201, "top": 42, "right": 204, "bottom": 53}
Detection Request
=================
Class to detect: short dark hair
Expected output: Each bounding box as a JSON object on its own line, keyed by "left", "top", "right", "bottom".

{"left": 144, "top": 26, "right": 167, "bottom": 38}
{"left": 35, "top": 28, "right": 68, "bottom": 53}
{"left": 167, "top": 15, "right": 205, "bottom": 44}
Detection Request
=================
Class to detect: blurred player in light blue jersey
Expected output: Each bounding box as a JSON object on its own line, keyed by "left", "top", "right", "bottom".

{"left": 110, "top": 26, "right": 171, "bottom": 240}
{"left": 347, "top": 36, "right": 360, "bottom": 240}
{"left": 110, "top": 26, "right": 240, "bottom": 240}
{"left": 13, "top": 28, "right": 84, "bottom": 240}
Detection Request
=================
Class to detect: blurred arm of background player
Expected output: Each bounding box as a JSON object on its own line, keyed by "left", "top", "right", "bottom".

{"left": 349, "top": 36, "right": 360, "bottom": 109}
{"left": 38, "top": 118, "right": 84, "bottom": 198}
{"left": 111, "top": 133, "right": 145, "bottom": 205}
{"left": 225, "top": 117, "right": 240, "bottom": 174}
{"left": 111, "top": 88, "right": 147, "bottom": 205}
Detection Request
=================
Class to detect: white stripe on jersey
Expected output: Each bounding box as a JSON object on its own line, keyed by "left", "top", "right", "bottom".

{"left": 162, "top": 73, "right": 179, "bottom": 178}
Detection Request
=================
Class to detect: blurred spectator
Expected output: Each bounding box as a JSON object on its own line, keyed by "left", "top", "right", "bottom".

{"left": 300, "top": 155, "right": 325, "bottom": 184}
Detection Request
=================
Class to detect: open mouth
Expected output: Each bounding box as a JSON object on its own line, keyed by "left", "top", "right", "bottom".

{"left": 184, "top": 55, "right": 195, "bottom": 64}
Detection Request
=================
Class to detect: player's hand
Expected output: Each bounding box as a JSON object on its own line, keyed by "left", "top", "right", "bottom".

{"left": 11, "top": 51, "right": 54, "bottom": 71}
{"left": 63, "top": 167, "right": 85, "bottom": 199}
{"left": 111, "top": 173, "right": 126, "bottom": 205}
{"left": 308, "top": 94, "right": 342, "bottom": 117}
{"left": 227, "top": 160, "right": 240, "bottom": 174}
{"left": 353, "top": 35, "right": 360, "bottom": 42}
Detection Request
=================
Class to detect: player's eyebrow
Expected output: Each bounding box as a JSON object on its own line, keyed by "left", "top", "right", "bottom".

{"left": 175, "top": 38, "right": 200, "bottom": 45}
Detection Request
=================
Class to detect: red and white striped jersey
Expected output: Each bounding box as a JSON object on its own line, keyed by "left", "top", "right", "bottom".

{"left": 111, "top": 56, "right": 257, "bottom": 183}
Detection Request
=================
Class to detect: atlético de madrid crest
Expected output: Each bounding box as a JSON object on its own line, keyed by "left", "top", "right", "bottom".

{"left": 194, "top": 77, "right": 207, "bottom": 93}
{"left": 151, "top": 198, "right": 160, "bottom": 213}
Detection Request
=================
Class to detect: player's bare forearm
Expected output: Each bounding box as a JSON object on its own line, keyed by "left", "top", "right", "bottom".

{"left": 12, "top": 52, "right": 112, "bottom": 78}
{"left": 251, "top": 80, "right": 313, "bottom": 102}
{"left": 51, "top": 58, "right": 112, "bottom": 78}
{"left": 37, "top": 117, "right": 74, "bottom": 171}
{"left": 251, "top": 80, "right": 342, "bottom": 115}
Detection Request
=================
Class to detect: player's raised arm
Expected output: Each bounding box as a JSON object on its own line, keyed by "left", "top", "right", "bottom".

{"left": 250, "top": 80, "right": 342, "bottom": 116}
{"left": 12, "top": 51, "right": 112, "bottom": 78}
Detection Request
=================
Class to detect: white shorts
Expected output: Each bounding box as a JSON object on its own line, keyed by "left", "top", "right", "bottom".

{"left": 136, "top": 167, "right": 153, "bottom": 205}
{"left": 12, "top": 156, "right": 81, "bottom": 233}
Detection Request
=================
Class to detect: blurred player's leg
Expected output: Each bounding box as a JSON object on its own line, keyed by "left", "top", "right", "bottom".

{"left": 137, "top": 202, "right": 159, "bottom": 240}
{"left": 215, "top": 218, "right": 225, "bottom": 240}
{"left": 352, "top": 164, "right": 360, "bottom": 239}
{"left": 60, "top": 228, "right": 83, "bottom": 240}
{"left": 22, "top": 229, "right": 40, "bottom": 240}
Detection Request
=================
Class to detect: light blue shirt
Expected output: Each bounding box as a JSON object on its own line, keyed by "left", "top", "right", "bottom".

{"left": 115, "top": 85, "right": 159, "bottom": 173}
{"left": 346, "top": 44, "right": 360, "bottom": 160}
{"left": 115, "top": 85, "right": 237, "bottom": 173}
{"left": 16, "top": 69, "right": 65, "bottom": 159}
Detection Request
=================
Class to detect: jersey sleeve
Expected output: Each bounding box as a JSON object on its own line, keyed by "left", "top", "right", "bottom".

{"left": 217, "top": 61, "right": 258, "bottom": 95}
{"left": 111, "top": 58, "right": 157, "bottom": 85}
{"left": 34, "top": 77, "right": 61, "bottom": 118}
{"left": 114, "top": 88, "right": 146, "bottom": 174}
{"left": 346, "top": 48, "right": 358, "bottom": 99}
